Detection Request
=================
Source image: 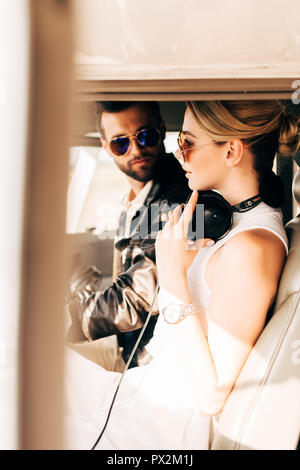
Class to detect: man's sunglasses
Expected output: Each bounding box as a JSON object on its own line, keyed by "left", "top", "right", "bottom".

{"left": 109, "top": 128, "right": 161, "bottom": 156}
{"left": 177, "top": 131, "right": 217, "bottom": 162}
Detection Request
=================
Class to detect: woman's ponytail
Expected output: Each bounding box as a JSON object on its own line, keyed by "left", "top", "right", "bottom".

{"left": 278, "top": 114, "right": 300, "bottom": 157}
{"left": 258, "top": 170, "right": 285, "bottom": 208}
{"left": 255, "top": 110, "right": 300, "bottom": 208}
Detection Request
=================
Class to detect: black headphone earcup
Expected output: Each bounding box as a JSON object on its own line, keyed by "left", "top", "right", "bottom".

{"left": 187, "top": 191, "right": 233, "bottom": 242}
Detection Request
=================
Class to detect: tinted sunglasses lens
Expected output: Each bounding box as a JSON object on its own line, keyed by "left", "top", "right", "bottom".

{"left": 178, "top": 131, "right": 186, "bottom": 149}
{"left": 137, "top": 129, "right": 160, "bottom": 147}
{"left": 110, "top": 137, "right": 130, "bottom": 156}
{"left": 177, "top": 132, "right": 187, "bottom": 162}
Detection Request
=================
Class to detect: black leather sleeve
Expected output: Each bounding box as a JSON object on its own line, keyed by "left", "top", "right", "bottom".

{"left": 69, "top": 244, "right": 159, "bottom": 340}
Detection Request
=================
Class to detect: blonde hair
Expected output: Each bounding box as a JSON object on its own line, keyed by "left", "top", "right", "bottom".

{"left": 186, "top": 101, "right": 300, "bottom": 155}
{"left": 186, "top": 100, "right": 300, "bottom": 207}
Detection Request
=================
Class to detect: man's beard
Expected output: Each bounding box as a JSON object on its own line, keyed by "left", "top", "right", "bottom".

{"left": 116, "top": 156, "right": 160, "bottom": 182}
{"left": 122, "top": 166, "right": 154, "bottom": 182}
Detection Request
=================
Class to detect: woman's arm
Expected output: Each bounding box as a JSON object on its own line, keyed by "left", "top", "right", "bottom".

{"left": 205, "top": 229, "right": 285, "bottom": 411}
{"left": 155, "top": 194, "right": 286, "bottom": 415}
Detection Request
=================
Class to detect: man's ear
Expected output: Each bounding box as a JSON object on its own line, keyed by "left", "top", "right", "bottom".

{"left": 100, "top": 136, "right": 109, "bottom": 153}
{"left": 100, "top": 137, "right": 113, "bottom": 158}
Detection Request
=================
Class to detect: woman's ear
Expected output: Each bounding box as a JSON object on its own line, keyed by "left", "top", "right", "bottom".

{"left": 225, "top": 139, "right": 244, "bottom": 167}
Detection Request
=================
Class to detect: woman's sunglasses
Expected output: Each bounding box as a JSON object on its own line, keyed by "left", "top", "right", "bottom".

{"left": 109, "top": 128, "right": 161, "bottom": 156}
{"left": 177, "top": 131, "right": 217, "bottom": 162}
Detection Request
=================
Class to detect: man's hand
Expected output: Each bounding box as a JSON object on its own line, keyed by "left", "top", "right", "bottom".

{"left": 65, "top": 265, "right": 103, "bottom": 342}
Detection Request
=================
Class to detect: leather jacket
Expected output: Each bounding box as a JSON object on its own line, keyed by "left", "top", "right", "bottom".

{"left": 67, "top": 153, "right": 190, "bottom": 367}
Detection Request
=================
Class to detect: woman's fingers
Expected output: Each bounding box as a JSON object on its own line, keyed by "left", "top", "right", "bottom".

{"left": 161, "top": 212, "right": 169, "bottom": 223}
{"left": 161, "top": 204, "right": 183, "bottom": 226}
{"left": 159, "top": 197, "right": 214, "bottom": 248}
{"left": 169, "top": 204, "right": 184, "bottom": 225}
{"left": 157, "top": 194, "right": 215, "bottom": 251}
{"left": 181, "top": 190, "right": 198, "bottom": 235}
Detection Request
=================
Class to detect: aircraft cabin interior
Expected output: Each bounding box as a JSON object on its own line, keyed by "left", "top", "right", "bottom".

{"left": 1, "top": 0, "right": 300, "bottom": 451}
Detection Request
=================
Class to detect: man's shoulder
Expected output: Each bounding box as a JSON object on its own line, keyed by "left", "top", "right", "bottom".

{"left": 159, "top": 177, "right": 190, "bottom": 205}
{"left": 150, "top": 152, "right": 190, "bottom": 205}
{"left": 153, "top": 152, "right": 184, "bottom": 180}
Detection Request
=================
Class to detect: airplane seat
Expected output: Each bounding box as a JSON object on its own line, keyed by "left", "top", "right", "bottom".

{"left": 211, "top": 167, "right": 300, "bottom": 450}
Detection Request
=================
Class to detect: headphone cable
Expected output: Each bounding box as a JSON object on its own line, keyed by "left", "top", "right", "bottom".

{"left": 91, "top": 281, "right": 160, "bottom": 450}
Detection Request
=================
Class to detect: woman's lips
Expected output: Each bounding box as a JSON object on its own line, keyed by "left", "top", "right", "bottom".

{"left": 185, "top": 171, "right": 192, "bottom": 178}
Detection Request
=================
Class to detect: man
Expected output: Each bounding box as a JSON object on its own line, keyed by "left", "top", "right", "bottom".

{"left": 67, "top": 101, "right": 190, "bottom": 368}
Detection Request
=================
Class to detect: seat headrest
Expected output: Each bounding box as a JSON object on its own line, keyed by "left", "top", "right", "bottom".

{"left": 292, "top": 167, "right": 300, "bottom": 207}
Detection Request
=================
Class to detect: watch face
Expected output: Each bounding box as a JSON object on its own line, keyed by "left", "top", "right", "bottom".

{"left": 163, "top": 304, "right": 181, "bottom": 324}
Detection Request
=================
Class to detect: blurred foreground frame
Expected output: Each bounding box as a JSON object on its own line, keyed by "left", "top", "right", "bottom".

{"left": 19, "top": 0, "right": 73, "bottom": 450}
{"left": 15, "top": 0, "right": 300, "bottom": 451}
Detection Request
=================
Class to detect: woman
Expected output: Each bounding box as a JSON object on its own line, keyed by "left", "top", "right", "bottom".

{"left": 65, "top": 100, "right": 300, "bottom": 450}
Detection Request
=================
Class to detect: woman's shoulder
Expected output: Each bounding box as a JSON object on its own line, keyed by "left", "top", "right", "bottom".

{"left": 207, "top": 226, "right": 287, "bottom": 331}
{"left": 228, "top": 202, "right": 288, "bottom": 253}
{"left": 215, "top": 228, "right": 286, "bottom": 287}
{"left": 222, "top": 228, "right": 286, "bottom": 257}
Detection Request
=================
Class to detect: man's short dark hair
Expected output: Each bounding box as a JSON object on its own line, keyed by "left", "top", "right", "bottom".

{"left": 95, "top": 101, "right": 162, "bottom": 137}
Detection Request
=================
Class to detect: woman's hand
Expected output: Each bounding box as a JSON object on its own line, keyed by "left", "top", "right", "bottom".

{"left": 155, "top": 190, "right": 214, "bottom": 297}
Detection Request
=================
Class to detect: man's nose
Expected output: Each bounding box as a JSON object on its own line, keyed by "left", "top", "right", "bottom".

{"left": 130, "top": 136, "right": 144, "bottom": 156}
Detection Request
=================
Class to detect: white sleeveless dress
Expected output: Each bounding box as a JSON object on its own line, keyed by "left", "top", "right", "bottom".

{"left": 65, "top": 202, "right": 288, "bottom": 450}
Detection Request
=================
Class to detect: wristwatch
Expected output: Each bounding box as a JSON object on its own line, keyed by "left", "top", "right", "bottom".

{"left": 162, "top": 303, "right": 200, "bottom": 324}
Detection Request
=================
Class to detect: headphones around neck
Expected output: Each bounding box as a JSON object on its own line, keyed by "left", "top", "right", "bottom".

{"left": 187, "top": 190, "right": 263, "bottom": 242}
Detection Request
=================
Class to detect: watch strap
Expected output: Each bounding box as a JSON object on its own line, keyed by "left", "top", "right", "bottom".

{"left": 179, "top": 303, "right": 199, "bottom": 320}
{"left": 162, "top": 303, "right": 201, "bottom": 324}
